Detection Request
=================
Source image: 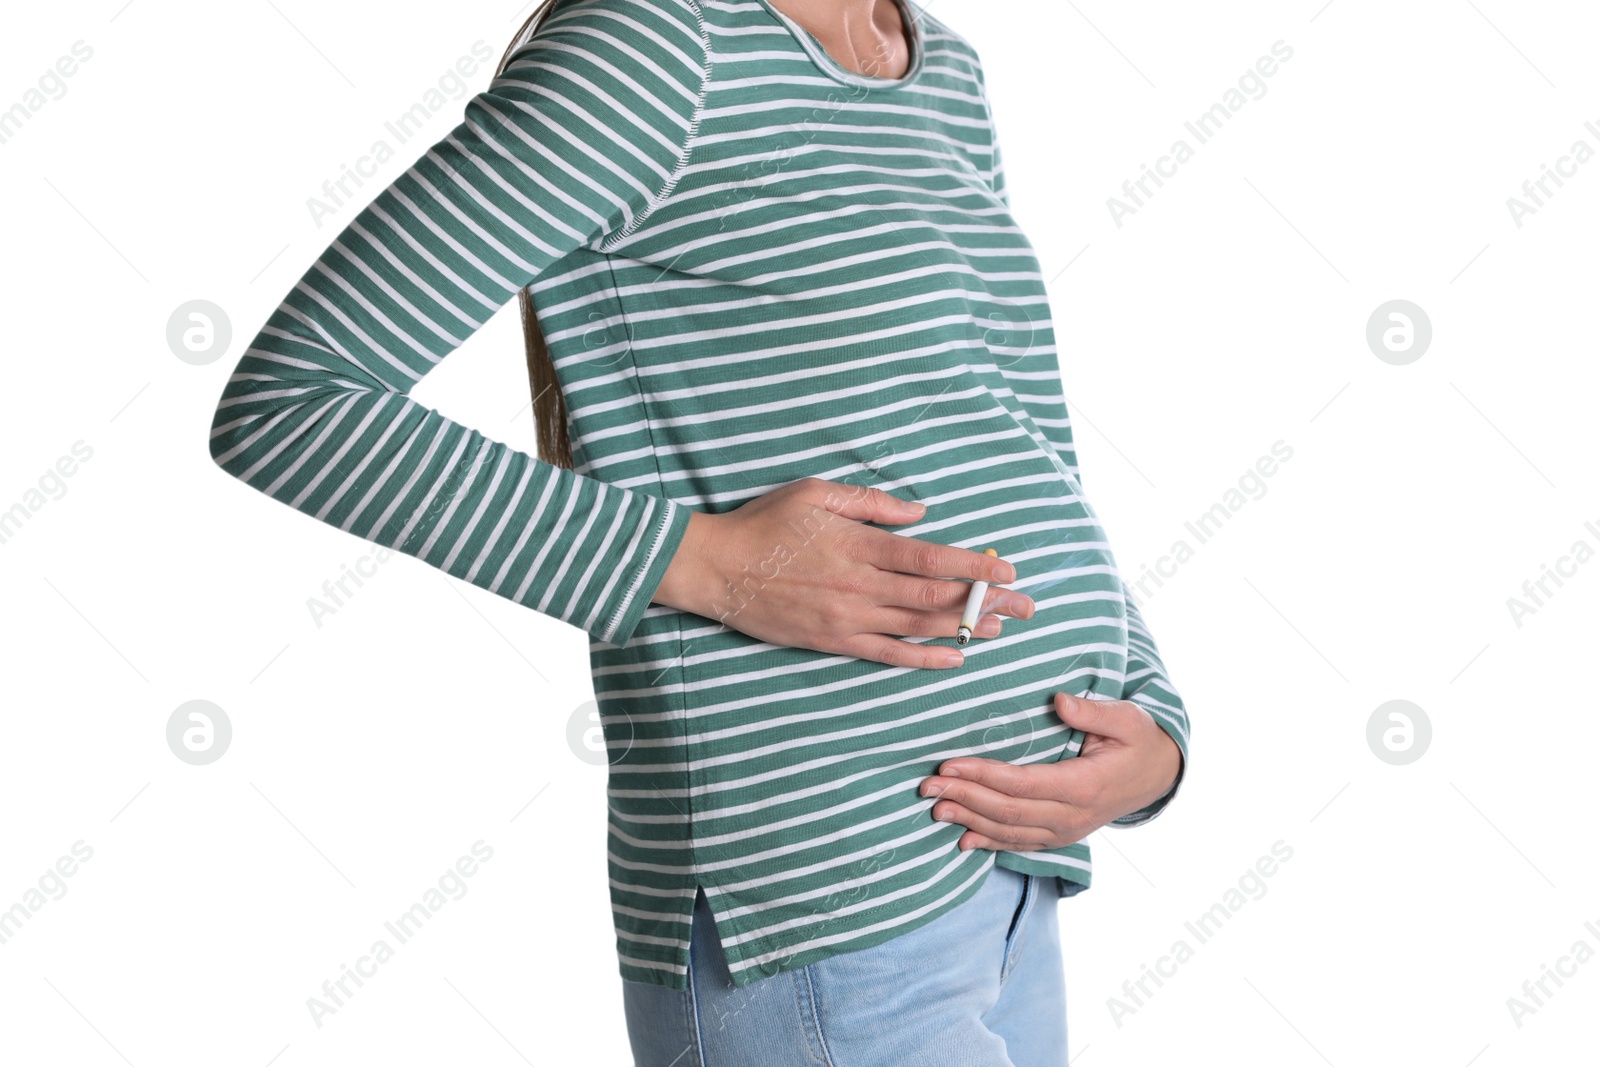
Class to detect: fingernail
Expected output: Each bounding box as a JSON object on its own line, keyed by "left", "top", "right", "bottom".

{"left": 944, "top": 766, "right": 961, "bottom": 778}
{"left": 943, "top": 652, "right": 963, "bottom": 667}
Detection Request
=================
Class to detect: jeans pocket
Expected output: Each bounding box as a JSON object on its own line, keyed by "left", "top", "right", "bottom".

{"left": 1000, "top": 873, "right": 1036, "bottom": 983}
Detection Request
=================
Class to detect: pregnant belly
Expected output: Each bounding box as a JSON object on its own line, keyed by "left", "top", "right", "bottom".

{"left": 592, "top": 406, "right": 1133, "bottom": 893}
{"left": 601, "top": 484, "right": 1126, "bottom": 810}
{"left": 592, "top": 437, "right": 1132, "bottom": 869}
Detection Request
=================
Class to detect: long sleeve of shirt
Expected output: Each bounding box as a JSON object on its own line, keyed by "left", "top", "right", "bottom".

{"left": 1110, "top": 589, "right": 1190, "bottom": 825}
{"left": 974, "top": 54, "right": 1190, "bottom": 826}
{"left": 207, "top": 0, "right": 709, "bottom": 648}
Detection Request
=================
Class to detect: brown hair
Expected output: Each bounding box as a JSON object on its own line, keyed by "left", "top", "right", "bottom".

{"left": 496, "top": 0, "right": 573, "bottom": 469}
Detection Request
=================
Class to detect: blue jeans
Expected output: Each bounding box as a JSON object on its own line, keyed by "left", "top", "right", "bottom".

{"left": 622, "top": 863, "right": 1068, "bottom": 1066}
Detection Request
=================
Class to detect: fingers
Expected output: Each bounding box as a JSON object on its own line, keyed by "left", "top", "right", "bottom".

{"left": 942, "top": 809, "right": 1057, "bottom": 849}
{"left": 835, "top": 633, "right": 968, "bottom": 670}
{"left": 829, "top": 608, "right": 1007, "bottom": 668}
{"left": 934, "top": 755, "right": 1107, "bottom": 826}
{"left": 868, "top": 573, "right": 1035, "bottom": 619}
{"left": 745, "top": 479, "right": 1044, "bottom": 669}
{"left": 859, "top": 527, "right": 1017, "bottom": 585}
{"left": 955, "top": 830, "right": 1043, "bottom": 852}
{"left": 799, "top": 478, "right": 926, "bottom": 526}
{"left": 1053, "top": 690, "right": 1147, "bottom": 742}
{"left": 868, "top": 608, "right": 1005, "bottom": 640}
{"left": 933, "top": 756, "right": 1059, "bottom": 801}
{"left": 920, "top": 776, "right": 1067, "bottom": 848}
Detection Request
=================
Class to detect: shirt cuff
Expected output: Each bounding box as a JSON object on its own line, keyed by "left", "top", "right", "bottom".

{"left": 600, "top": 497, "right": 692, "bottom": 648}
{"left": 1108, "top": 692, "right": 1188, "bottom": 828}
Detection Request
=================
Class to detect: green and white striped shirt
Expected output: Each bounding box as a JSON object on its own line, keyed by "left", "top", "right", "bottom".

{"left": 209, "top": 0, "right": 1190, "bottom": 990}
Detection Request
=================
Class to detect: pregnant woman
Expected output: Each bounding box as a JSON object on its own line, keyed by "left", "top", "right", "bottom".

{"left": 207, "top": 0, "right": 1190, "bottom": 1062}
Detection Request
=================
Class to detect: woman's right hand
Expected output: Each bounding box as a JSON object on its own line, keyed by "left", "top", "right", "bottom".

{"left": 650, "top": 477, "right": 1036, "bottom": 668}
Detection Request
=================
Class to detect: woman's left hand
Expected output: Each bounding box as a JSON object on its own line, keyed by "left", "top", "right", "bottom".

{"left": 920, "top": 691, "right": 1182, "bottom": 851}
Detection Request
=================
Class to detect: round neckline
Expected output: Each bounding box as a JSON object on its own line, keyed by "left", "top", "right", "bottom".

{"left": 753, "top": 0, "right": 925, "bottom": 90}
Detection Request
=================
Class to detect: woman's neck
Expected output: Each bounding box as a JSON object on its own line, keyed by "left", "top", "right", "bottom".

{"left": 766, "top": 0, "right": 913, "bottom": 80}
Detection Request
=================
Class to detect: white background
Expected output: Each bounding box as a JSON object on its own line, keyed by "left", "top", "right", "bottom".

{"left": 2, "top": 1, "right": 1597, "bottom": 1064}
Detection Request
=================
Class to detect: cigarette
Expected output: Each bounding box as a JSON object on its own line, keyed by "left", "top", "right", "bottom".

{"left": 956, "top": 548, "right": 1000, "bottom": 646}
